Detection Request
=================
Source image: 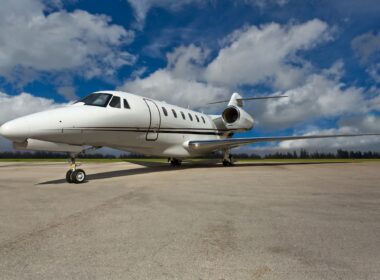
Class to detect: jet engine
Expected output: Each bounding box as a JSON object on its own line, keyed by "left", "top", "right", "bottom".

{"left": 221, "top": 106, "right": 254, "bottom": 131}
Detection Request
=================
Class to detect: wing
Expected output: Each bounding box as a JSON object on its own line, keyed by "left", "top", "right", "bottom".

{"left": 188, "top": 133, "right": 380, "bottom": 152}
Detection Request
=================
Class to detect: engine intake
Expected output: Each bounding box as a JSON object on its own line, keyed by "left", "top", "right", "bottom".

{"left": 222, "top": 106, "right": 240, "bottom": 124}
{"left": 220, "top": 106, "right": 254, "bottom": 131}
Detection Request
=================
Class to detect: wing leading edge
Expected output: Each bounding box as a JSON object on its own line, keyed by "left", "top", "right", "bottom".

{"left": 188, "top": 134, "right": 380, "bottom": 152}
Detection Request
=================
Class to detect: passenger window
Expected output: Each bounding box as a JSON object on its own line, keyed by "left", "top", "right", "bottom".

{"left": 162, "top": 107, "right": 168, "bottom": 116}
{"left": 109, "top": 96, "right": 121, "bottom": 108}
{"left": 124, "top": 99, "right": 130, "bottom": 109}
{"left": 172, "top": 109, "right": 177, "bottom": 118}
{"left": 201, "top": 116, "right": 206, "bottom": 123}
{"left": 195, "top": 115, "right": 200, "bottom": 122}
{"left": 181, "top": 111, "right": 186, "bottom": 120}
{"left": 188, "top": 113, "right": 193, "bottom": 121}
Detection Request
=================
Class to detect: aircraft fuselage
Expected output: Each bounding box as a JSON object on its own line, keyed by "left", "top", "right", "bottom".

{"left": 0, "top": 91, "right": 241, "bottom": 157}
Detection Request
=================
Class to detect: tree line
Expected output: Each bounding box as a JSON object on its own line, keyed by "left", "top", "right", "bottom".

{"left": 0, "top": 149, "right": 379, "bottom": 159}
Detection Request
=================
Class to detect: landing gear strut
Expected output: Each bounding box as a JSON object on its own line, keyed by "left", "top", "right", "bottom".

{"left": 169, "top": 158, "right": 182, "bottom": 167}
{"left": 222, "top": 150, "right": 234, "bottom": 167}
{"left": 65, "top": 155, "right": 86, "bottom": 184}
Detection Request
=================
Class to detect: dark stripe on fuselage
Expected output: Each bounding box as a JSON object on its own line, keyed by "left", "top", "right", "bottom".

{"left": 65, "top": 127, "right": 224, "bottom": 136}
{"left": 75, "top": 126, "right": 235, "bottom": 132}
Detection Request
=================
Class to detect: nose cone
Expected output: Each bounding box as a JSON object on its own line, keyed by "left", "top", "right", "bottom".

{"left": 0, "top": 118, "right": 30, "bottom": 141}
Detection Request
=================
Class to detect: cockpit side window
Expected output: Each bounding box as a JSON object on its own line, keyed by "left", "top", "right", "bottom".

{"left": 124, "top": 99, "right": 130, "bottom": 109}
{"left": 76, "top": 93, "right": 112, "bottom": 107}
{"left": 109, "top": 96, "right": 121, "bottom": 108}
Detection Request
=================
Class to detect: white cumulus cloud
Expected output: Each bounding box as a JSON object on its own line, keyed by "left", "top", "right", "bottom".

{"left": 0, "top": 92, "right": 62, "bottom": 150}
{"left": 121, "top": 18, "right": 380, "bottom": 152}
{"left": 255, "top": 68, "right": 371, "bottom": 129}
{"left": 122, "top": 69, "right": 228, "bottom": 108}
{"left": 121, "top": 44, "right": 228, "bottom": 107}
{"left": 0, "top": 0, "right": 135, "bottom": 84}
{"left": 352, "top": 31, "right": 380, "bottom": 83}
{"left": 121, "top": 20, "right": 335, "bottom": 109}
{"left": 0, "top": 92, "right": 60, "bottom": 125}
{"left": 205, "top": 19, "right": 331, "bottom": 90}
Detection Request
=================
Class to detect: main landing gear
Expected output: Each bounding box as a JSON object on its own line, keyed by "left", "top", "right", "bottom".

{"left": 168, "top": 158, "right": 182, "bottom": 167}
{"left": 65, "top": 155, "right": 86, "bottom": 184}
{"left": 222, "top": 150, "right": 235, "bottom": 167}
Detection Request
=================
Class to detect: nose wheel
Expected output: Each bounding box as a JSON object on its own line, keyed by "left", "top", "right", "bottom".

{"left": 65, "top": 156, "right": 86, "bottom": 184}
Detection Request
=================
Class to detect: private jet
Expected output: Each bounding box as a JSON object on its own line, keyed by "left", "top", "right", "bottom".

{"left": 0, "top": 91, "right": 378, "bottom": 183}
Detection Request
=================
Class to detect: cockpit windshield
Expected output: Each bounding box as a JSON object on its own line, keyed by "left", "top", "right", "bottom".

{"left": 75, "top": 93, "right": 112, "bottom": 107}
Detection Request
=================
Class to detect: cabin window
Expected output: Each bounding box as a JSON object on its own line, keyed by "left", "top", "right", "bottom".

{"left": 201, "top": 116, "right": 206, "bottom": 123}
{"left": 172, "top": 109, "right": 177, "bottom": 118}
{"left": 188, "top": 113, "right": 193, "bottom": 121}
{"left": 124, "top": 99, "right": 130, "bottom": 109}
{"left": 162, "top": 107, "right": 168, "bottom": 116}
{"left": 109, "top": 96, "right": 121, "bottom": 108}
{"left": 181, "top": 111, "right": 186, "bottom": 120}
{"left": 195, "top": 115, "right": 200, "bottom": 122}
{"left": 76, "top": 93, "right": 112, "bottom": 107}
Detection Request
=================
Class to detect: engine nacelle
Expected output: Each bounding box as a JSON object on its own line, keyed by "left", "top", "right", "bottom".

{"left": 221, "top": 106, "right": 254, "bottom": 131}
{"left": 13, "top": 139, "right": 83, "bottom": 153}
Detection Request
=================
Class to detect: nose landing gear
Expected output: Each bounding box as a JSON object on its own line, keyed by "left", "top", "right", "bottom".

{"left": 65, "top": 156, "right": 86, "bottom": 184}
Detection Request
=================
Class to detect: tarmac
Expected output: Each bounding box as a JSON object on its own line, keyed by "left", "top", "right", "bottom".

{"left": 0, "top": 160, "right": 379, "bottom": 280}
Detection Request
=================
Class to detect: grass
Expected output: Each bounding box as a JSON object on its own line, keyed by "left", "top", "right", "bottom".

{"left": 0, "top": 158, "right": 379, "bottom": 163}
{"left": 0, "top": 158, "right": 166, "bottom": 163}
{"left": 238, "top": 158, "right": 380, "bottom": 163}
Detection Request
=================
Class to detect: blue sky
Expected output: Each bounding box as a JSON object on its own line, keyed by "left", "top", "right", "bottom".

{"left": 0, "top": 0, "right": 380, "bottom": 152}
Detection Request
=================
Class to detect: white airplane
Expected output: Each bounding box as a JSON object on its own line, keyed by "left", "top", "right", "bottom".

{"left": 0, "top": 90, "right": 378, "bottom": 184}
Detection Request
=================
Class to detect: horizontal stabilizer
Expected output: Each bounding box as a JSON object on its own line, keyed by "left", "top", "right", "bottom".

{"left": 208, "top": 94, "right": 287, "bottom": 105}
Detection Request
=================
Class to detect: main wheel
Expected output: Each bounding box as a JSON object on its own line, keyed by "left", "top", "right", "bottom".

{"left": 222, "top": 160, "right": 234, "bottom": 166}
{"left": 66, "top": 170, "right": 74, "bottom": 183}
{"left": 170, "top": 159, "right": 182, "bottom": 167}
{"left": 229, "top": 155, "right": 235, "bottom": 166}
{"left": 71, "top": 169, "right": 86, "bottom": 184}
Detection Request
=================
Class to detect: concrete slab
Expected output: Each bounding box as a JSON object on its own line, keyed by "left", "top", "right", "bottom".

{"left": 0, "top": 161, "right": 379, "bottom": 279}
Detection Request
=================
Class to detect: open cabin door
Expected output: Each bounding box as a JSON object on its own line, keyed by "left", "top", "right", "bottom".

{"left": 144, "top": 99, "right": 161, "bottom": 141}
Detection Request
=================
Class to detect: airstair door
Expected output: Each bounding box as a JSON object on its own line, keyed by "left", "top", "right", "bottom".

{"left": 144, "top": 99, "right": 161, "bottom": 141}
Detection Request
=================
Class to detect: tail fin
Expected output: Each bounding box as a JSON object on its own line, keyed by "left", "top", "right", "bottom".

{"left": 228, "top": 92, "right": 244, "bottom": 107}
{"left": 208, "top": 92, "right": 288, "bottom": 107}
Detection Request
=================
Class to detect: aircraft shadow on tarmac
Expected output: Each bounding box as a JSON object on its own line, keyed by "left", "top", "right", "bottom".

{"left": 38, "top": 160, "right": 349, "bottom": 185}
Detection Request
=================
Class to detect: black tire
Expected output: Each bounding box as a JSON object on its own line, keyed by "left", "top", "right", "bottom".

{"left": 222, "top": 160, "right": 233, "bottom": 167}
{"left": 71, "top": 169, "right": 86, "bottom": 184}
{"left": 66, "top": 170, "right": 74, "bottom": 183}
{"left": 229, "top": 156, "right": 235, "bottom": 166}
{"left": 170, "top": 159, "right": 182, "bottom": 167}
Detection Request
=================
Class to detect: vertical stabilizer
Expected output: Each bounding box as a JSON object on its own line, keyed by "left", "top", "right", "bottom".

{"left": 228, "top": 92, "right": 243, "bottom": 107}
